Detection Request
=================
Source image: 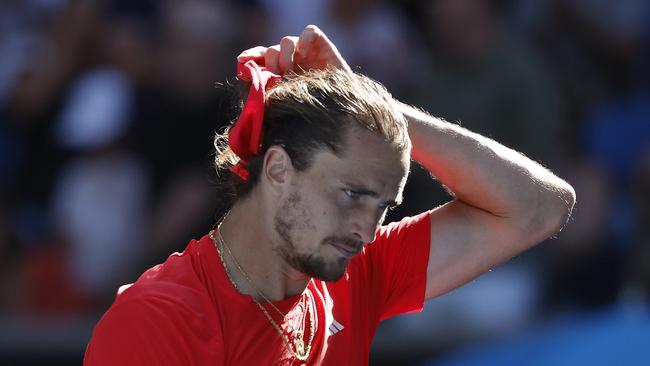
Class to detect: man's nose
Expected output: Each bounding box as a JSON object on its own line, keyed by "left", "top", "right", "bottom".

{"left": 351, "top": 207, "right": 381, "bottom": 243}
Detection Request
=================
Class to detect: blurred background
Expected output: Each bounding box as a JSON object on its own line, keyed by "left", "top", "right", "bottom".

{"left": 0, "top": 0, "right": 649, "bottom": 365}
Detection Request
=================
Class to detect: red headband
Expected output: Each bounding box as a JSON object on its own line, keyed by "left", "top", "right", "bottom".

{"left": 229, "top": 58, "right": 281, "bottom": 180}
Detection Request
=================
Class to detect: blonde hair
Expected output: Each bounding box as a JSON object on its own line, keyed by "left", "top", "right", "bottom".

{"left": 213, "top": 67, "right": 409, "bottom": 212}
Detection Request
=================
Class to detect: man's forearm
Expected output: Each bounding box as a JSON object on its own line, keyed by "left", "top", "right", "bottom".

{"left": 400, "top": 102, "right": 575, "bottom": 237}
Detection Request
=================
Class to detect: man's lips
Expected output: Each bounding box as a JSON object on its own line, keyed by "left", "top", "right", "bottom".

{"left": 330, "top": 242, "right": 361, "bottom": 259}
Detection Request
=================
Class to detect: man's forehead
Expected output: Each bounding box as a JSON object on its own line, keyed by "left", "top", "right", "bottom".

{"left": 311, "top": 128, "right": 410, "bottom": 196}
{"left": 334, "top": 155, "right": 408, "bottom": 184}
{"left": 339, "top": 126, "right": 410, "bottom": 173}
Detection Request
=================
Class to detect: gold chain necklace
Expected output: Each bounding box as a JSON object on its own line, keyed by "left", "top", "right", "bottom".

{"left": 210, "top": 227, "right": 315, "bottom": 361}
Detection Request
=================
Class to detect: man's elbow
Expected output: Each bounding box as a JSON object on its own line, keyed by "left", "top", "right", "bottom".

{"left": 536, "top": 181, "right": 576, "bottom": 240}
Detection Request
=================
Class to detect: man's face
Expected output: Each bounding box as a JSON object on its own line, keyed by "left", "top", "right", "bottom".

{"left": 272, "top": 126, "right": 410, "bottom": 282}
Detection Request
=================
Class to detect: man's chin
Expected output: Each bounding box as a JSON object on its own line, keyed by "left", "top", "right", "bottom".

{"left": 312, "top": 270, "right": 346, "bottom": 282}
{"left": 307, "top": 259, "right": 348, "bottom": 282}
{"left": 291, "top": 253, "right": 350, "bottom": 282}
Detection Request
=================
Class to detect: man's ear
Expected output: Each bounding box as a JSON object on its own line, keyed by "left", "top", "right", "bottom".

{"left": 262, "top": 145, "right": 293, "bottom": 195}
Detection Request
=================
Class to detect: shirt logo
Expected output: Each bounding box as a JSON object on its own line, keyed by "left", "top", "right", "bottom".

{"left": 328, "top": 318, "right": 344, "bottom": 335}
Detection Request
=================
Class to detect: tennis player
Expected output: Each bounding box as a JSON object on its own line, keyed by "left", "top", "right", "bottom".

{"left": 84, "top": 25, "right": 575, "bottom": 365}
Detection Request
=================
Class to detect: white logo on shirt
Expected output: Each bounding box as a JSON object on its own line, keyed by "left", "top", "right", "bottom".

{"left": 328, "top": 318, "right": 344, "bottom": 335}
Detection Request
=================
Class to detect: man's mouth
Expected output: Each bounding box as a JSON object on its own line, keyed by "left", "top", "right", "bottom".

{"left": 329, "top": 242, "right": 360, "bottom": 259}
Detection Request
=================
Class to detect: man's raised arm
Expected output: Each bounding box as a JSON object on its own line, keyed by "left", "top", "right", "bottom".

{"left": 401, "top": 104, "right": 575, "bottom": 299}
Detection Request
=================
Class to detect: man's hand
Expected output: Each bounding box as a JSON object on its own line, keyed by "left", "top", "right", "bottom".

{"left": 237, "top": 25, "right": 351, "bottom": 75}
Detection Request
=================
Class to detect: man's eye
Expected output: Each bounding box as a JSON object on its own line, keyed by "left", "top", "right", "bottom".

{"left": 343, "top": 189, "right": 360, "bottom": 199}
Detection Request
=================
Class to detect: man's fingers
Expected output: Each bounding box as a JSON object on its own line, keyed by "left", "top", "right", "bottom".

{"left": 279, "top": 36, "right": 298, "bottom": 74}
{"left": 297, "top": 24, "right": 323, "bottom": 55}
{"left": 264, "top": 45, "right": 281, "bottom": 74}
{"left": 237, "top": 46, "right": 268, "bottom": 63}
{"left": 237, "top": 25, "right": 348, "bottom": 74}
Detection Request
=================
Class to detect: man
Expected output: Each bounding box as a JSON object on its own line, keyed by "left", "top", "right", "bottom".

{"left": 84, "top": 25, "right": 575, "bottom": 365}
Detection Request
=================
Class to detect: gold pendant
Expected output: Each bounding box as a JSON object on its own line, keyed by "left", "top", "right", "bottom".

{"left": 293, "top": 334, "right": 307, "bottom": 360}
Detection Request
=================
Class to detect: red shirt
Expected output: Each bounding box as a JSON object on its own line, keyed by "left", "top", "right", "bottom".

{"left": 84, "top": 211, "right": 431, "bottom": 365}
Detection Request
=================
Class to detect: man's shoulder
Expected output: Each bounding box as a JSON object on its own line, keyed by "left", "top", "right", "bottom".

{"left": 112, "top": 238, "right": 216, "bottom": 315}
{"left": 105, "top": 281, "right": 217, "bottom": 332}
{"left": 115, "top": 275, "right": 206, "bottom": 310}
{"left": 375, "top": 211, "right": 432, "bottom": 240}
{"left": 86, "top": 244, "right": 224, "bottom": 365}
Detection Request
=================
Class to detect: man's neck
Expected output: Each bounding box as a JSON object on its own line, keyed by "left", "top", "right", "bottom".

{"left": 218, "top": 198, "right": 311, "bottom": 301}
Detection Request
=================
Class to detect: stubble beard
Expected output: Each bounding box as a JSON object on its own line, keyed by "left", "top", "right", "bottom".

{"left": 273, "top": 192, "right": 349, "bottom": 282}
